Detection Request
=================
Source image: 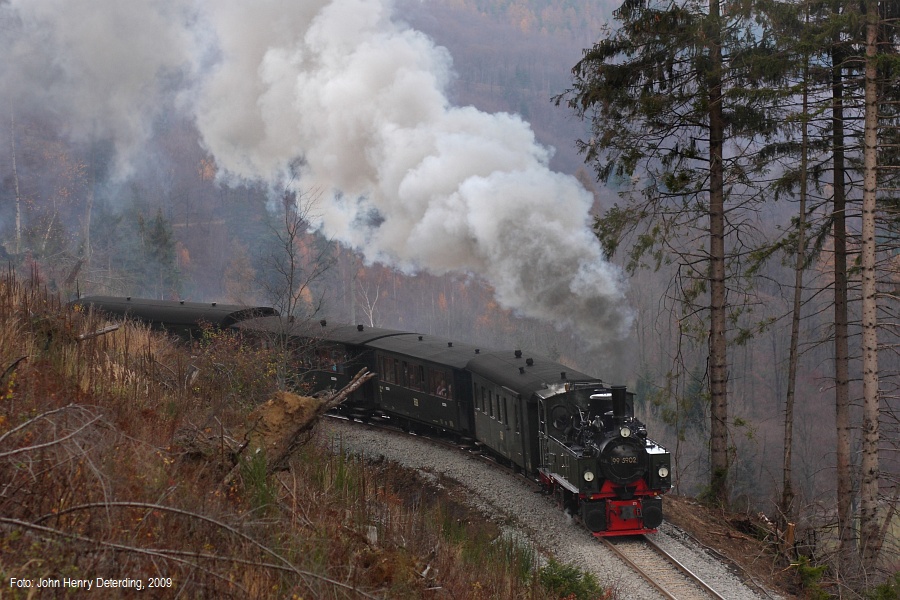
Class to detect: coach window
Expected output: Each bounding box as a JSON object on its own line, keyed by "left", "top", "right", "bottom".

{"left": 331, "top": 349, "right": 345, "bottom": 373}
{"left": 488, "top": 391, "right": 494, "bottom": 418}
{"left": 381, "top": 357, "right": 394, "bottom": 384}
{"left": 402, "top": 361, "right": 421, "bottom": 391}
{"left": 429, "top": 368, "right": 451, "bottom": 398}
{"left": 479, "top": 386, "right": 486, "bottom": 412}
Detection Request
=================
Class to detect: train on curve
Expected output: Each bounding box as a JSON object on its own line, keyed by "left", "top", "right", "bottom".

{"left": 73, "top": 296, "right": 672, "bottom": 536}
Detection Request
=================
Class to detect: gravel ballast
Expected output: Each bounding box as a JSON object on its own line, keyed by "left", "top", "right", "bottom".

{"left": 321, "top": 419, "right": 784, "bottom": 600}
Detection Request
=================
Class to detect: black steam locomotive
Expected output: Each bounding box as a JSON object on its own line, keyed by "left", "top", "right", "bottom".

{"left": 72, "top": 296, "right": 672, "bottom": 536}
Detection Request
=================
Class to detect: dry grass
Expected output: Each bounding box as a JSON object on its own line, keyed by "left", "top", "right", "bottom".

{"left": 0, "top": 274, "right": 586, "bottom": 599}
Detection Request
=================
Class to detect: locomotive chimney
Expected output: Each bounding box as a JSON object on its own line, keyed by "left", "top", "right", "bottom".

{"left": 611, "top": 385, "right": 628, "bottom": 420}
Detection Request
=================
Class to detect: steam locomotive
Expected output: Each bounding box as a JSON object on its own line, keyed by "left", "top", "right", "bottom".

{"left": 72, "top": 296, "right": 672, "bottom": 536}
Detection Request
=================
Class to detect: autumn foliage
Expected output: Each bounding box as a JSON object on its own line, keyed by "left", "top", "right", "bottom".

{"left": 0, "top": 273, "right": 579, "bottom": 599}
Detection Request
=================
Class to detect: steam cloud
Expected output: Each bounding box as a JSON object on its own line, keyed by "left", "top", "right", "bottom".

{"left": 0, "top": 0, "right": 633, "bottom": 343}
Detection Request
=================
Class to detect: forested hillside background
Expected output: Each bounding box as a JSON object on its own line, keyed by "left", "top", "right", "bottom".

{"left": 0, "top": 0, "right": 897, "bottom": 591}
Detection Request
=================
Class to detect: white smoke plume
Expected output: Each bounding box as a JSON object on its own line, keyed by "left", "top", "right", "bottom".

{"left": 1, "top": 0, "right": 200, "bottom": 178}
{"left": 0, "top": 0, "right": 633, "bottom": 343}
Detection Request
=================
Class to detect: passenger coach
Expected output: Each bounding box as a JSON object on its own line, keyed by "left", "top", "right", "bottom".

{"left": 70, "top": 298, "right": 672, "bottom": 536}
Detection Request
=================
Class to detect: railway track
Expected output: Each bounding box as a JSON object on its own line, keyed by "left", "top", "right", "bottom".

{"left": 601, "top": 536, "right": 729, "bottom": 600}
{"left": 326, "top": 413, "right": 739, "bottom": 600}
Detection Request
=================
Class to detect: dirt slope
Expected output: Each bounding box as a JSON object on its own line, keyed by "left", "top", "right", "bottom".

{"left": 664, "top": 495, "right": 799, "bottom": 598}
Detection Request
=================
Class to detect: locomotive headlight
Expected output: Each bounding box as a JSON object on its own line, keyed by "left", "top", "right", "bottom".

{"left": 583, "top": 470, "right": 595, "bottom": 482}
{"left": 658, "top": 466, "right": 669, "bottom": 479}
{"left": 619, "top": 426, "right": 631, "bottom": 438}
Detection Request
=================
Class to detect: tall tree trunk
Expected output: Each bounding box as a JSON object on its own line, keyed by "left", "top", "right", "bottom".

{"left": 707, "top": 0, "right": 729, "bottom": 507}
{"left": 831, "top": 41, "right": 855, "bottom": 570}
{"left": 10, "top": 111, "right": 22, "bottom": 255}
{"left": 782, "top": 41, "right": 810, "bottom": 528}
{"left": 83, "top": 138, "right": 95, "bottom": 268}
{"left": 858, "top": 0, "right": 881, "bottom": 570}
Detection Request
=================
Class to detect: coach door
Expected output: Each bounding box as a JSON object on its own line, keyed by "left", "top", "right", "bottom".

{"left": 505, "top": 389, "right": 525, "bottom": 470}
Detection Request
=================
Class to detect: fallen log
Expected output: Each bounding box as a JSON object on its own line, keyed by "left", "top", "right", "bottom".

{"left": 222, "top": 368, "right": 377, "bottom": 485}
{"left": 76, "top": 324, "right": 119, "bottom": 341}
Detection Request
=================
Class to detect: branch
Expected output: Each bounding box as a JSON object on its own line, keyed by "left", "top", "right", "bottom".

{"left": 0, "top": 405, "right": 92, "bottom": 447}
{"left": 27, "top": 502, "right": 379, "bottom": 599}
{"left": 1, "top": 356, "right": 27, "bottom": 387}
{"left": 0, "top": 415, "right": 101, "bottom": 459}
{"left": 76, "top": 324, "right": 119, "bottom": 341}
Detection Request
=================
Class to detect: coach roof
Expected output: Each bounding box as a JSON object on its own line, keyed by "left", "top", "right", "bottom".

{"left": 465, "top": 350, "right": 600, "bottom": 399}
{"left": 73, "top": 296, "right": 278, "bottom": 329}
{"left": 364, "top": 333, "right": 484, "bottom": 368}
{"left": 234, "top": 316, "right": 410, "bottom": 345}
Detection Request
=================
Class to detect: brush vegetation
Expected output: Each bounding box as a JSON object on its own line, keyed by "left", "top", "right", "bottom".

{"left": 0, "top": 274, "right": 605, "bottom": 599}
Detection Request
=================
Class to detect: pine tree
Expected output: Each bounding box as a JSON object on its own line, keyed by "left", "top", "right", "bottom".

{"left": 145, "top": 209, "right": 179, "bottom": 298}
{"left": 556, "top": 0, "right": 786, "bottom": 506}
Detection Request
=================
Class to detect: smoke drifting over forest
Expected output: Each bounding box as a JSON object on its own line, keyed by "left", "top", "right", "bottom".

{"left": 1, "top": 0, "right": 632, "bottom": 343}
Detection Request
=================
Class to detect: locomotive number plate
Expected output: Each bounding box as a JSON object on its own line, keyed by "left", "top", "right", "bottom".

{"left": 612, "top": 457, "right": 638, "bottom": 464}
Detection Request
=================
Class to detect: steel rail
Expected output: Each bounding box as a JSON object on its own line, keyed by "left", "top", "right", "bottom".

{"left": 643, "top": 536, "right": 729, "bottom": 600}
{"left": 599, "top": 538, "right": 680, "bottom": 600}
{"left": 602, "top": 535, "right": 730, "bottom": 600}
{"left": 326, "top": 413, "right": 729, "bottom": 600}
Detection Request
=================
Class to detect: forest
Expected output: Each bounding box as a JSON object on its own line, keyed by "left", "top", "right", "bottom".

{"left": 0, "top": 0, "right": 898, "bottom": 593}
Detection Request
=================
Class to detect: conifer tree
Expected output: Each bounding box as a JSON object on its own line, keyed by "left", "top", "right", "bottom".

{"left": 557, "top": 0, "right": 785, "bottom": 506}
{"left": 146, "top": 208, "right": 180, "bottom": 298}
